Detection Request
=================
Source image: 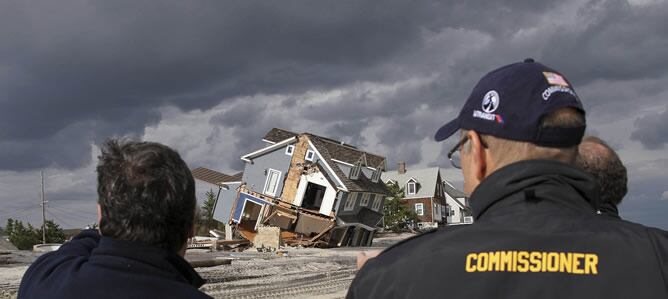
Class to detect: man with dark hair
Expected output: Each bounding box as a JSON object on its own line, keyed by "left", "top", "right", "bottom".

{"left": 19, "top": 139, "right": 211, "bottom": 299}
{"left": 348, "top": 59, "right": 668, "bottom": 298}
{"left": 576, "top": 136, "right": 628, "bottom": 219}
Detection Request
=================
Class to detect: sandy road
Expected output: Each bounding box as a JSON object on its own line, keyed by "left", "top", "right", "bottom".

{"left": 198, "top": 253, "right": 359, "bottom": 299}
{"left": 0, "top": 249, "right": 361, "bottom": 299}
{"left": 0, "top": 233, "right": 413, "bottom": 299}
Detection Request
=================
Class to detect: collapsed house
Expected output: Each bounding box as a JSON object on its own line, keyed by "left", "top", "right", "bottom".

{"left": 194, "top": 128, "right": 391, "bottom": 247}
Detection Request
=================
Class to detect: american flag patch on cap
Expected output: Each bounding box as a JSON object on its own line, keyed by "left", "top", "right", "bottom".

{"left": 543, "top": 72, "right": 569, "bottom": 87}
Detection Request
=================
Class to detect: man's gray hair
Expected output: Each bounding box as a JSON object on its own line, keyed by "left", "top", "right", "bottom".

{"left": 576, "top": 136, "right": 628, "bottom": 206}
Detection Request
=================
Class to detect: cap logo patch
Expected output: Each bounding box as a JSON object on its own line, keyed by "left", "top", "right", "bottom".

{"left": 482, "top": 90, "right": 499, "bottom": 113}
{"left": 543, "top": 72, "right": 569, "bottom": 87}
{"left": 474, "top": 90, "right": 503, "bottom": 124}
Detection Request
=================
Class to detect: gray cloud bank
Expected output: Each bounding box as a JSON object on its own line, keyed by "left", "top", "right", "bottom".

{"left": 631, "top": 106, "right": 668, "bottom": 149}
{"left": 2, "top": 0, "right": 668, "bottom": 229}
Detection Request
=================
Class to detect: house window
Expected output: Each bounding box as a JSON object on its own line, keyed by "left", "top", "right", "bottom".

{"left": 305, "top": 150, "right": 315, "bottom": 161}
{"left": 360, "top": 193, "right": 370, "bottom": 206}
{"left": 285, "top": 145, "right": 295, "bottom": 156}
{"left": 333, "top": 192, "right": 344, "bottom": 212}
{"left": 372, "top": 195, "right": 382, "bottom": 211}
{"left": 263, "top": 169, "right": 281, "bottom": 197}
{"left": 349, "top": 163, "right": 361, "bottom": 180}
{"left": 407, "top": 181, "right": 417, "bottom": 195}
{"left": 371, "top": 169, "right": 380, "bottom": 183}
{"left": 344, "top": 193, "right": 357, "bottom": 211}
{"left": 415, "top": 203, "right": 424, "bottom": 216}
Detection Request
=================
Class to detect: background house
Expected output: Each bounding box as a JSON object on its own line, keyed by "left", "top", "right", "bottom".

{"left": 381, "top": 163, "right": 448, "bottom": 229}
{"left": 442, "top": 179, "right": 473, "bottom": 225}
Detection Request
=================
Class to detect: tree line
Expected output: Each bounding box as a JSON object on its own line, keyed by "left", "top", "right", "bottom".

{"left": 2, "top": 219, "right": 65, "bottom": 250}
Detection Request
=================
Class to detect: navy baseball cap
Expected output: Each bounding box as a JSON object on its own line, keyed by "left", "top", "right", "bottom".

{"left": 435, "top": 58, "right": 586, "bottom": 147}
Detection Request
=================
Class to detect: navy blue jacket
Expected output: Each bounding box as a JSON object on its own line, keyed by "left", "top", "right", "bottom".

{"left": 348, "top": 160, "right": 668, "bottom": 298}
{"left": 18, "top": 230, "right": 211, "bottom": 299}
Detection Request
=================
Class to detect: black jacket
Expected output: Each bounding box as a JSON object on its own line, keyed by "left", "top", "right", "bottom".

{"left": 348, "top": 160, "right": 668, "bottom": 298}
{"left": 18, "top": 230, "right": 211, "bottom": 299}
{"left": 598, "top": 202, "right": 622, "bottom": 219}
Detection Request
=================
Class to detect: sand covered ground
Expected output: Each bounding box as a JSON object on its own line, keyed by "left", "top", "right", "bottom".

{"left": 0, "top": 232, "right": 415, "bottom": 299}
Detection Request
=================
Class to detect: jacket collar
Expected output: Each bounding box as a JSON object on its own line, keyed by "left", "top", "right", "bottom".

{"left": 598, "top": 202, "right": 621, "bottom": 219}
{"left": 92, "top": 237, "right": 205, "bottom": 288}
{"left": 470, "top": 159, "right": 600, "bottom": 220}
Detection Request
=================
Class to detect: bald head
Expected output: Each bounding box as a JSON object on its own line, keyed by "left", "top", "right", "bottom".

{"left": 576, "top": 136, "right": 628, "bottom": 206}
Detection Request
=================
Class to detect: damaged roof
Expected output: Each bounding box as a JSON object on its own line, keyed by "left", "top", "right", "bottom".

{"left": 264, "top": 128, "right": 386, "bottom": 168}
{"left": 263, "top": 128, "right": 298, "bottom": 143}
{"left": 191, "top": 167, "right": 243, "bottom": 186}
{"left": 261, "top": 128, "right": 390, "bottom": 195}
{"left": 309, "top": 137, "right": 390, "bottom": 195}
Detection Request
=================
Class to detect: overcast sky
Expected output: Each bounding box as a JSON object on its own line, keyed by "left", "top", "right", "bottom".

{"left": 1, "top": 0, "right": 667, "bottom": 230}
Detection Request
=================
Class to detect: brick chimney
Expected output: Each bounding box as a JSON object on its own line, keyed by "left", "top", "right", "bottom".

{"left": 398, "top": 162, "right": 406, "bottom": 174}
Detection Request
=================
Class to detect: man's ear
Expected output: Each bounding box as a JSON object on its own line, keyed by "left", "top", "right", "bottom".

{"left": 467, "top": 131, "right": 487, "bottom": 181}
{"left": 97, "top": 204, "right": 103, "bottom": 234}
{"left": 189, "top": 210, "right": 197, "bottom": 238}
{"left": 97, "top": 204, "right": 102, "bottom": 224}
{"left": 189, "top": 224, "right": 196, "bottom": 238}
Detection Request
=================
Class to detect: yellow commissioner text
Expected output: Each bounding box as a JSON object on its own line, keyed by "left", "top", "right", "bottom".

{"left": 465, "top": 251, "right": 598, "bottom": 275}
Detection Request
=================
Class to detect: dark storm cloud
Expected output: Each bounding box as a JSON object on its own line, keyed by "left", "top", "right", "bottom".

{"left": 0, "top": 0, "right": 437, "bottom": 171}
{"left": 2, "top": 0, "right": 668, "bottom": 174}
{"left": 630, "top": 106, "right": 668, "bottom": 149}
{"left": 541, "top": 0, "right": 668, "bottom": 85}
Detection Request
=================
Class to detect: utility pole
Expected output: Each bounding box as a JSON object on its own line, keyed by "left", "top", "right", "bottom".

{"left": 40, "top": 170, "right": 46, "bottom": 244}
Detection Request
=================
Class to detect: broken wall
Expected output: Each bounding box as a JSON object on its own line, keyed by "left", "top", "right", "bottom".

{"left": 253, "top": 226, "right": 281, "bottom": 250}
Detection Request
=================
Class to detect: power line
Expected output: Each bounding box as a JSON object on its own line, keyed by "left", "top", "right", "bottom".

{"left": 0, "top": 209, "right": 39, "bottom": 223}
{"left": 47, "top": 203, "right": 97, "bottom": 216}
{"left": 46, "top": 210, "right": 79, "bottom": 229}
{"left": 48, "top": 204, "right": 96, "bottom": 218}
{"left": 47, "top": 205, "right": 96, "bottom": 223}
{"left": 0, "top": 205, "right": 39, "bottom": 218}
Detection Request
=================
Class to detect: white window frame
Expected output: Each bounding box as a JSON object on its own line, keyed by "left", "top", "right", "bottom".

{"left": 407, "top": 181, "right": 417, "bottom": 195}
{"left": 305, "top": 149, "right": 315, "bottom": 161}
{"left": 360, "top": 193, "right": 370, "bottom": 206}
{"left": 371, "top": 195, "right": 382, "bottom": 211}
{"left": 350, "top": 163, "right": 361, "bottom": 180}
{"left": 371, "top": 169, "right": 380, "bottom": 183}
{"left": 344, "top": 192, "right": 357, "bottom": 211}
{"left": 415, "top": 203, "right": 424, "bottom": 216}
{"left": 285, "top": 145, "right": 295, "bottom": 156}
{"left": 263, "top": 169, "right": 281, "bottom": 197}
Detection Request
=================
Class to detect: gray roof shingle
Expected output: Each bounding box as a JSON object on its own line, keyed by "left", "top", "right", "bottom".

{"left": 191, "top": 167, "right": 242, "bottom": 186}
{"left": 309, "top": 137, "right": 390, "bottom": 195}
{"left": 263, "top": 128, "right": 298, "bottom": 143}
{"left": 381, "top": 167, "right": 442, "bottom": 199}
{"left": 443, "top": 181, "right": 466, "bottom": 198}
{"left": 263, "top": 128, "right": 386, "bottom": 168}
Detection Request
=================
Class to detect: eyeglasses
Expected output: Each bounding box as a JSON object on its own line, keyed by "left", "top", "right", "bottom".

{"left": 447, "top": 135, "right": 488, "bottom": 169}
